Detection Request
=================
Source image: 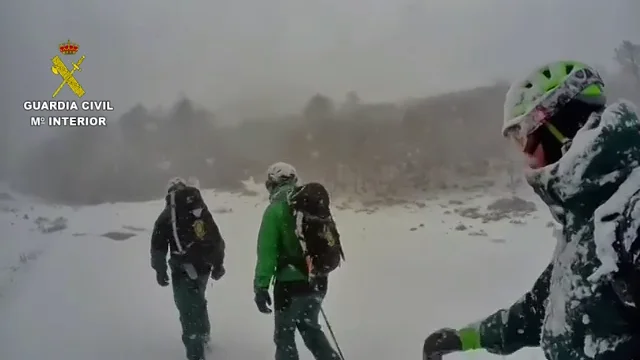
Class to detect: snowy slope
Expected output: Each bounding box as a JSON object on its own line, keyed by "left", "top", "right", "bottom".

{"left": 0, "top": 188, "right": 555, "bottom": 360}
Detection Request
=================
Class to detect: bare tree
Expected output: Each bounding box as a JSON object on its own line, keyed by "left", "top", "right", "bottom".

{"left": 303, "top": 93, "right": 335, "bottom": 122}
{"left": 341, "top": 91, "right": 361, "bottom": 113}
{"left": 615, "top": 40, "right": 640, "bottom": 90}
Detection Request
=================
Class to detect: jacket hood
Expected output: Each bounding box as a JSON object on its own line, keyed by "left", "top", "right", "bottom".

{"left": 526, "top": 100, "right": 640, "bottom": 222}
{"left": 269, "top": 182, "right": 296, "bottom": 202}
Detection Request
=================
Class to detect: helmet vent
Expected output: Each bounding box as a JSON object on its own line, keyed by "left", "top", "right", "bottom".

{"left": 565, "top": 64, "right": 574, "bottom": 74}
{"left": 542, "top": 69, "right": 551, "bottom": 78}
{"left": 524, "top": 82, "right": 533, "bottom": 89}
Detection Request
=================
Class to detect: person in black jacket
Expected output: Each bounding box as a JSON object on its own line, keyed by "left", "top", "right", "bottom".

{"left": 421, "top": 61, "right": 640, "bottom": 360}
{"left": 151, "top": 178, "right": 226, "bottom": 360}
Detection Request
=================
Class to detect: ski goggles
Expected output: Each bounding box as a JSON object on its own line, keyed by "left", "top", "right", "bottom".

{"left": 508, "top": 108, "right": 572, "bottom": 168}
{"left": 503, "top": 68, "right": 604, "bottom": 167}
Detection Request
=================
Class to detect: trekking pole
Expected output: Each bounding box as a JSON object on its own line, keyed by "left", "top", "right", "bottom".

{"left": 320, "top": 306, "right": 346, "bottom": 360}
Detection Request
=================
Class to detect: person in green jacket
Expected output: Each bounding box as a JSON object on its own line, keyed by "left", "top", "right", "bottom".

{"left": 253, "top": 162, "right": 341, "bottom": 360}
{"left": 423, "top": 61, "right": 640, "bottom": 360}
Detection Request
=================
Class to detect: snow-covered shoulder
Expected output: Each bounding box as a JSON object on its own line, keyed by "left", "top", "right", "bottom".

{"left": 529, "top": 99, "right": 640, "bottom": 204}
{"left": 590, "top": 99, "right": 640, "bottom": 282}
{"left": 602, "top": 99, "right": 638, "bottom": 125}
{"left": 591, "top": 167, "right": 640, "bottom": 281}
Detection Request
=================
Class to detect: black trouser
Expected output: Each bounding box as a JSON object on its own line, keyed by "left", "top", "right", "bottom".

{"left": 272, "top": 279, "right": 339, "bottom": 360}
{"left": 170, "top": 262, "right": 211, "bottom": 360}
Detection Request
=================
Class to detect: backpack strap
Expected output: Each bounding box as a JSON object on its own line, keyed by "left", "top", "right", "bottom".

{"left": 276, "top": 210, "right": 312, "bottom": 277}
{"left": 295, "top": 210, "right": 321, "bottom": 277}
{"left": 169, "top": 190, "right": 185, "bottom": 255}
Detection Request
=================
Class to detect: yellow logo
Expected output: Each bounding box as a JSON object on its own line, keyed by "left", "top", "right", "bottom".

{"left": 193, "top": 220, "right": 207, "bottom": 240}
{"left": 51, "top": 40, "right": 86, "bottom": 98}
{"left": 324, "top": 225, "right": 336, "bottom": 247}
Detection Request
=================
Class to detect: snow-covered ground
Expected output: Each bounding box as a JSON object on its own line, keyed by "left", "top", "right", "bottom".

{"left": 0, "top": 186, "right": 556, "bottom": 360}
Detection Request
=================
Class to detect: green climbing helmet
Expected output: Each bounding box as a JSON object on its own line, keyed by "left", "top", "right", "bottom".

{"left": 502, "top": 60, "right": 606, "bottom": 142}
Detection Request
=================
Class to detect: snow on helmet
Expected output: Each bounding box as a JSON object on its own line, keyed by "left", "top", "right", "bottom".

{"left": 266, "top": 162, "right": 298, "bottom": 191}
{"left": 502, "top": 60, "right": 605, "bottom": 143}
{"left": 186, "top": 176, "right": 200, "bottom": 189}
{"left": 167, "top": 177, "right": 187, "bottom": 193}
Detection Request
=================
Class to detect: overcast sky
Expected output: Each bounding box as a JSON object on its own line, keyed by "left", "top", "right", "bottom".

{"left": 1, "top": 0, "right": 638, "bottom": 149}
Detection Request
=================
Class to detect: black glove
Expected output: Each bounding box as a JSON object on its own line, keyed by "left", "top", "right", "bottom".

{"left": 254, "top": 288, "right": 272, "bottom": 314}
{"left": 423, "top": 328, "right": 462, "bottom": 360}
{"left": 156, "top": 270, "right": 169, "bottom": 287}
{"left": 211, "top": 265, "right": 225, "bottom": 281}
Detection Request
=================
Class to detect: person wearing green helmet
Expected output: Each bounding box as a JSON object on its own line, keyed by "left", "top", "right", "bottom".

{"left": 422, "top": 61, "right": 640, "bottom": 360}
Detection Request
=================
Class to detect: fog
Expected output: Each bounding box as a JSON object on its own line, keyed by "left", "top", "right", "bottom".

{"left": 1, "top": 0, "right": 639, "bottom": 202}
{"left": 6, "top": 0, "right": 638, "bottom": 113}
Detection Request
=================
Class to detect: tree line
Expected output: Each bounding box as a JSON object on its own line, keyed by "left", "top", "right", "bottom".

{"left": 10, "top": 41, "right": 640, "bottom": 205}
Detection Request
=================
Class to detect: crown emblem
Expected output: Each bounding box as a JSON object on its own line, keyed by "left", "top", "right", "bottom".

{"left": 59, "top": 40, "right": 79, "bottom": 55}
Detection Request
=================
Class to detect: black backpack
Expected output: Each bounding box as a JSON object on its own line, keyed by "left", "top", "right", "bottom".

{"left": 288, "top": 182, "right": 345, "bottom": 276}
{"left": 168, "top": 185, "right": 221, "bottom": 265}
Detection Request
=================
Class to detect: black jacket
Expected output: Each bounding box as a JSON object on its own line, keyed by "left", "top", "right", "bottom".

{"left": 150, "top": 194, "right": 225, "bottom": 274}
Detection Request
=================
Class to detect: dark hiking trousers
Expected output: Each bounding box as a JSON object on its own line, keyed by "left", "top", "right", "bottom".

{"left": 273, "top": 281, "right": 340, "bottom": 360}
{"left": 171, "top": 266, "right": 211, "bottom": 360}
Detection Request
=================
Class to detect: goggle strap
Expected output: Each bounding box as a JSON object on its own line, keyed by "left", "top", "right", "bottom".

{"left": 543, "top": 122, "right": 568, "bottom": 144}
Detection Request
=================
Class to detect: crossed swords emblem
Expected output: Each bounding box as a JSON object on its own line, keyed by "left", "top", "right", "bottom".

{"left": 51, "top": 55, "right": 86, "bottom": 98}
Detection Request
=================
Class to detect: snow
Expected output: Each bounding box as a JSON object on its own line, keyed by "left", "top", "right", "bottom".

{"left": 517, "top": 99, "right": 640, "bottom": 356}
{"left": 531, "top": 100, "right": 638, "bottom": 203}
{"left": 157, "top": 160, "right": 172, "bottom": 171}
{"left": 524, "top": 125, "right": 609, "bottom": 343}
{"left": 0, "top": 187, "right": 556, "bottom": 360}
{"left": 526, "top": 111, "right": 603, "bottom": 202}
{"left": 590, "top": 167, "right": 640, "bottom": 282}
{"left": 268, "top": 162, "right": 298, "bottom": 180}
{"left": 526, "top": 100, "right": 640, "bottom": 284}
{"left": 583, "top": 335, "right": 628, "bottom": 359}
{"left": 187, "top": 176, "right": 201, "bottom": 189}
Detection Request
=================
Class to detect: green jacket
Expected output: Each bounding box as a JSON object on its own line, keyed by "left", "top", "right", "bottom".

{"left": 253, "top": 183, "right": 307, "bottom": 290}
{"left": 459, "top": 101, "right": 640, "bottom": 360}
